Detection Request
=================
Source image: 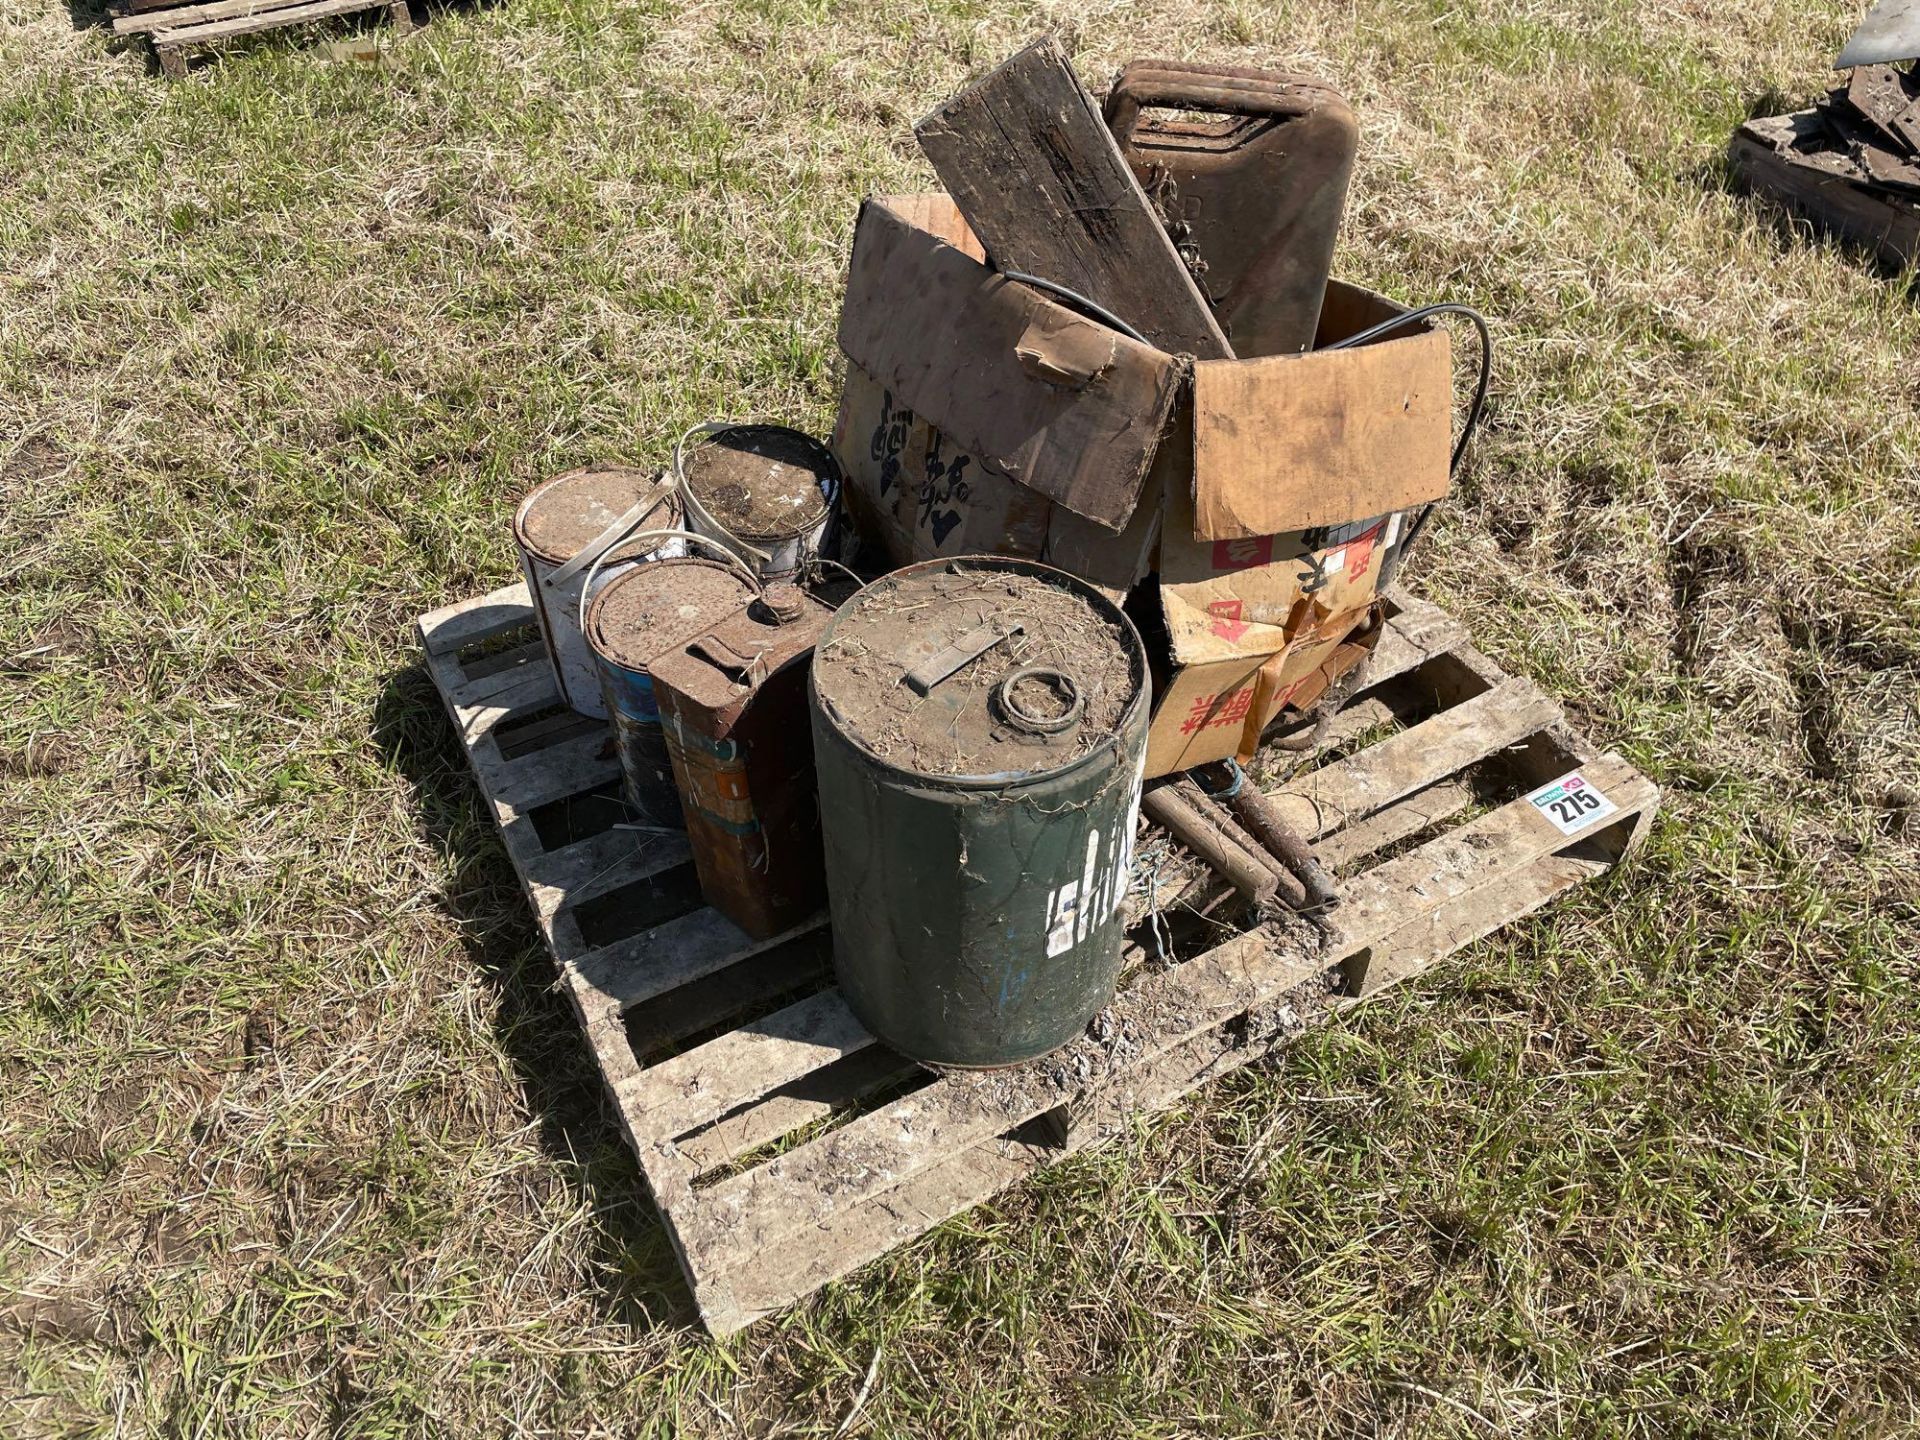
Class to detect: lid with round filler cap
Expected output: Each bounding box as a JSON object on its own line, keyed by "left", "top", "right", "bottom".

{"left": 811, "top": 557, "right": 1145, "bottom": 782}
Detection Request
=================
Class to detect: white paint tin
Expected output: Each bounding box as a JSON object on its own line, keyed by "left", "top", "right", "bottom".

{"left": 512, "top": 463, "right": 684, "bottom": 718}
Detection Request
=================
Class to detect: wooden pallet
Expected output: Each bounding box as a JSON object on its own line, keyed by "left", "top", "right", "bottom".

{"left": 1730, "top": 111, "right": 1920, "bottom": 270}
{"left": 416, "top": 583, "right": 1658, "bottom": 1335}
{"left": 112, "top": 0, "right": 413, "bottom": 76}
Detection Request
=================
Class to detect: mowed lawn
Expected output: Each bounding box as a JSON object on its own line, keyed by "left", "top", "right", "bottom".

{"left": 3, "top": 0, "right": 1918, "bottom": 1432}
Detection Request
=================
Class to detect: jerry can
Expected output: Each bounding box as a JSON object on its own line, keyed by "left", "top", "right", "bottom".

{"left": 1105, "top": 61, "right": 1357, "bottom": 357}
{"left": 649, "top": 583, "right": 836, "bottom": 940}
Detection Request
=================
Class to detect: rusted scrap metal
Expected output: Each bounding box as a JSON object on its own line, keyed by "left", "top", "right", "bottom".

{"left": 1744, "top": 64, "right": 1920, "bottom": 201}
{"left": 1729, "top": 63, "right": 1920, "bottom": 268}
{"left": 1141, "top": 780, "right": 1280, "bottom": 908}
{"left": 1140, "top": 773, "right": 1336, "bottom": 917}
{"left": 1193, "top": 760, "right": 1340, "bottom": 912}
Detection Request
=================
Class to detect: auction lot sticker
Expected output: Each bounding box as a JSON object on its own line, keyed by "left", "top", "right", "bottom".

{"left": 1526, "top": 772, "right": 1618, "bottom": 835}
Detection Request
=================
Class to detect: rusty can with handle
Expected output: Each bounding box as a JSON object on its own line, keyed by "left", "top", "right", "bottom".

{"left": 809, "top": 557, "right": 1150, "bottom": 1068}
{"left": 583, "top": 555, "right": 760, "bottom": 831}
{"left": 649, "top": 582, "right": 837, "bottom": 939}
{"left": 513, "top": 462, "right": 683, "bottom": 717}
{"left": 1105, "top": 61, "right": 1356, "bottom": 358}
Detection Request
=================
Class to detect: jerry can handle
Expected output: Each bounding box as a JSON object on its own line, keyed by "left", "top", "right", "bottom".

{"left": 1103, "top": 62, "right": 1329, "bottom": 147}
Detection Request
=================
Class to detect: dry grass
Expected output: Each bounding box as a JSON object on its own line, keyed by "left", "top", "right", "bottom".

{"left": 3, "top": 0, "right": 1918, "bottom": 1433}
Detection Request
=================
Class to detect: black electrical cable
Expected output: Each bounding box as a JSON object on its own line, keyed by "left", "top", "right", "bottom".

{"left": 995, "top": 270, "right": 1153, "bottom": 345}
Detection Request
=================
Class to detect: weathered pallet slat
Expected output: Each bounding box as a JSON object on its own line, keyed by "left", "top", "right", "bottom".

{"left": 417, "top": 582, "right": 1657, "bottom": 1337}
{"left": 130, "top": 0, "right": 414, "bottom": 77}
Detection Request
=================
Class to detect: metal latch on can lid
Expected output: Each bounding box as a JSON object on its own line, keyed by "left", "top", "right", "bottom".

{"left": 902, "top": 622, "right": 1025, "bottom": 696}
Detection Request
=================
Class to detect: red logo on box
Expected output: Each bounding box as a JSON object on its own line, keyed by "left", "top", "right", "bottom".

{"left": 1207, "top": 599, "right": 1251, "bottom": 641}
{"left": 1345, "top": 521, "right": 1384, "bottom": 581}
{"left": 1179, "top": 687, "right": 1254, "bottom": 736}
{"left": 1211, "top": 536, "right": 1274, "bottom": 572}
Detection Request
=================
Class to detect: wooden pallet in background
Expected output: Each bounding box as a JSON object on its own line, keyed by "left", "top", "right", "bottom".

{"left": 415, "top": 584, "right": 1658, "bottom": 1335}
{"left": 112, "top": 0, "right": 413, "bottom": 77}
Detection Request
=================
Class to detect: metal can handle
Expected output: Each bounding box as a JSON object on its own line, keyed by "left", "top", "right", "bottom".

{"left": 1104, "top": 61, "right": 1336, "bottom": 148}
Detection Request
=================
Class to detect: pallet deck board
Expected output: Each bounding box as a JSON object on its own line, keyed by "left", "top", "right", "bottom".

{"left": 136, "top": 0, "right": 413, "bottom": 78}
{"left": 416, "top": 582, "right": 1656, "bottom": 1335}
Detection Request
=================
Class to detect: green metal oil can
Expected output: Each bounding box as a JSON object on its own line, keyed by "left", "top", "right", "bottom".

{"left": 809, "top": 557, "right": 1149, "bottom": 1068}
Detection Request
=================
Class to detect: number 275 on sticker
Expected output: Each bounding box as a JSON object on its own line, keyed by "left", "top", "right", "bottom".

{"left": 1526, "top": 772, "right": 1618, "bottom": 835}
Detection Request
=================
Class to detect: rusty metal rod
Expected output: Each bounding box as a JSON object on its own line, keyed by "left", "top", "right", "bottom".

{"left": 1194, "top": 760, "right": 1341, "bottom": 911}
{"left": 1141, "top": 782, "right": 1278, "bottom": 907}
{"left": 1176, "top": 779, "right": 1313, "bottom": 913}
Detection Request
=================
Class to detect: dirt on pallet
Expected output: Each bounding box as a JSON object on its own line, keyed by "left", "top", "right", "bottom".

{"left": 814, "top": 564, "right": 1141, "bottom": 777}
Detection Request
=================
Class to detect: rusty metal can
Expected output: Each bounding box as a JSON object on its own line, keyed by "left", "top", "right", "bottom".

{"left": 513, "top": 462, "right": 682, "bottom": 717}
{"left": 1105, "top": 62, "right": 1356, "bottom": 358}
{"left": 583, "top": 556, "right": 759, "bottom": 831}
{"left": 810, "top": 557, "right": 1150, "bottom": 1068}
{"left": 674, "top": 423, "right": 842, "bottom": 578}
{"left": 649, "top": 583, "right": 837, "bottom": 939}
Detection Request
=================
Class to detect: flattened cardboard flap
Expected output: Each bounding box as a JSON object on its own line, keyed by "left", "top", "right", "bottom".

{"left": 836, "top": 195, "right": 1184, "bottom": 533}
{"left": 1190, "top": 310, "right": 1450, "bottom": 540}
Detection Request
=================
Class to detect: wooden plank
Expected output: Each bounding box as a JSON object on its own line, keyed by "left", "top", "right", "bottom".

{"left": 1314, "top": 777, "right": 1475, "bottom": 872}
{"left": 460, "top": 638, "right": 545, "bottom": 683}
{"left": 623, "top": 942, "right": 834, "bottom": 1065}
{"left": 1064, "top": 983, "right": 1332, "bottom": 1145}
{"left": 151, "top": 0, "right": 388, "bottom": 42}
{"left": 494, "top": 707, "right": 602, "bottom": 761}
{"left": 522, "top": 829, "right": 692, "bottom": 922}
{"left": 1269, "top": 677, "right": 1560, "bottom": 839}
{"left": 1373, "top": 592, "right": 1470, "bottom": 669}
{"left": 677, "top": 1047, "right": 923, "bottom": 1174}
{"left": 1342, "top": 851, "right": 1604, "bottom": 999}
{"left": 1729, "top": 115, "right": 1920, "bottom": 271}
{"left": 115, "top": 0, "right": 319, "bottom": 37}
{"left": 617, "top": 989, "right": 876, "bottom": 1141}
{"left": 692, "top": 1130, "right": 1052, "bottom": 1336}
{"left": 486, "top": 730, "right": 620, "bottom": 813}
{"left": 915, "top": 39, "right": 1232, "bottom": 360}
{"left": 567, "top": 909, "right": 826, "bottom": 1015}
{"left": 672, "top": 754, "right": 1654, "bottom": 1276}
{"left": 1326, "top": 755, "right": 1654, "bottom": 952}
{"left": 557, "top": 989, "right": 695, "bottom": 1202}
{"left": 446, "top": 656, "right": 561, "bottom": 721}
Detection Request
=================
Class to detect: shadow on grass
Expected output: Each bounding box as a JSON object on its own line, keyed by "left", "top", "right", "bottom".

{"left": 371, "top": 660, "right": 700, "bottom": 1335}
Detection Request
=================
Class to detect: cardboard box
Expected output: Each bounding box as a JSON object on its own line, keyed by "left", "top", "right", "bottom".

{"left": 832, "top": 194, "right": 1451, "bottom": 776}
{"left": 1138, "top": 594, "right": 1386, "bottom": 778}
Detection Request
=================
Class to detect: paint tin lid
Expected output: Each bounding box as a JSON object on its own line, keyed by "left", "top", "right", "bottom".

{"left": 585, "top": 557, "right": 758, "bottom": 673}
{"left": 513, "top": 462, "right": 679, "bottom": 567}
{"left": 680, "top": 426, "right": 838, "bottom": 543}
{"left": 812, "top": 557, "right": 1145, "bottom": 780}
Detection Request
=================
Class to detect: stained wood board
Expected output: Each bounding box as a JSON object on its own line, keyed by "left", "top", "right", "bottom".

{"left": 1730, "top": 112, "right": 1920, "bottom": 270}
{"left": 915, "top": 38, "right": 1233, "bottom": 361}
